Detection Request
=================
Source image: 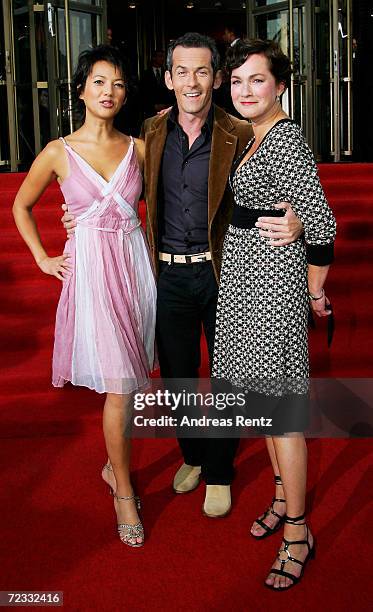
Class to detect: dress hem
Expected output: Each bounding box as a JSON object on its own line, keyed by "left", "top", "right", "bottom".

{"left": 52, "top": 376, "right": 151, "bottom": 395}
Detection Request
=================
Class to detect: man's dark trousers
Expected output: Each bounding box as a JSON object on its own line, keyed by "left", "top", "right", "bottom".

{"left": 156, "top": 260, "right": 240, "bottom": 485}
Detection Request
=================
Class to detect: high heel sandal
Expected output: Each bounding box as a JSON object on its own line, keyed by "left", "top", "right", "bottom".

{"left": 114, "top": 493, "right": 144, "bottom": 548}
{"left": 251, "top": 475, "right": 286, "bottom": 539}
{"left": 102, "top": 463, "right": 117, "bottom": 495}
{"left": 265, "top": 513, "right": 315, "bottom": 591}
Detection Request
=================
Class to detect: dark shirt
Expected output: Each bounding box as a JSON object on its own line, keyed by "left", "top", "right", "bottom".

{"left": 159, "top": 105, "right": 214, "bottom": 254}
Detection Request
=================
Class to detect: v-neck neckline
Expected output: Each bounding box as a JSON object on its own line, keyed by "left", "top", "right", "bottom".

{"left": 235, "top": 118, "right": 294, "bottom": 174}
{"left": 62, "top": 137, "right": 133, "bottom": 186}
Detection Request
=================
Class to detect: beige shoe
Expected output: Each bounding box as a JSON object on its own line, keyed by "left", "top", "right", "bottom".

{"left": 173, "top": 463, "right": 201, "bottom": 493}
{"left": 202, "top": 485, "right": 231, "bottom": 518}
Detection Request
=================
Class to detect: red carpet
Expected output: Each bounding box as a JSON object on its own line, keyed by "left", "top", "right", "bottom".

{"left": 1, "top": 165, "right": 372, "bottom": 611}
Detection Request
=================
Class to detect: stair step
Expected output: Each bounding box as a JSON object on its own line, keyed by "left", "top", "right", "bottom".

{"left": 318, "top": 163, "right": 373, "bottom": 181}
{"left": 2, "top": 237, "right": 67, "bottom": 257}
{"left": 337, "top": 221, "right": 373, "bottom": 240}
{"left": 330, "top": 199, "right": 373, "bottom": 217}
{"left": 0, "top": 281, "right": 60, "bottom": 317}
{"left": 334, "top": 241, "right": 373, "bottom": 263}
{"left": 323, "top": 183, "right": 373, "bottom": 198}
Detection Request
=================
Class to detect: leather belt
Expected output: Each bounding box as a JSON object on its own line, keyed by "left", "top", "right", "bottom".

{"left": 159, "top": 251, "right": 211, "bottom": 264}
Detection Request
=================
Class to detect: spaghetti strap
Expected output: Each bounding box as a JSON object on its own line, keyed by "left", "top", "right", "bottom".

{"left": 58, "top": 136, "right": 134, "bottom": 188}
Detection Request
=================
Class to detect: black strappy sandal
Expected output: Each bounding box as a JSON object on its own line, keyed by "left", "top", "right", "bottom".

{"left": 265, "top": 513, "right": 315, "bottom": 591}
{"left": 251, "top": 475, "right": 286, "bottom": 540}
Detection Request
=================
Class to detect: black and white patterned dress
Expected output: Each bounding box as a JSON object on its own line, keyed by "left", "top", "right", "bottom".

{"left": 212, "top": 119, "right": 336, "bottom": 400}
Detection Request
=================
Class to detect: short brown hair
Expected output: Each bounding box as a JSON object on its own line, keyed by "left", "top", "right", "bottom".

{"left": 166, "top": 32, "right": 220, "bottom": 76}
{"left": 225, "top": 38, "right": 292, "bottom": 90}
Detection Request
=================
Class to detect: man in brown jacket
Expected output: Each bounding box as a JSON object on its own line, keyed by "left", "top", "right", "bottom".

{"left": 141, "top": 33, "right": 302, "bottom": 517}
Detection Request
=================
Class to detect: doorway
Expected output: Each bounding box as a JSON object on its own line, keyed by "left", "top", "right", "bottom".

{"left": 1, "top": 1, "right": 372, "bottom": 170}
{"left": 1, "top": 0, "right": 106, "bottom": 172}
{"left": 107, "top": 0, "right": 358, "bottom": 161}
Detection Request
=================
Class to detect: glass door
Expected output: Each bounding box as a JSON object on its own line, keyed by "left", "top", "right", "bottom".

{"left": 0, "top": 2, "right": 11, "bottom": 168}
{"left": 47, "top": 1, "right": 105, "bottom": 137}
{"left": 250, "top": 0, "right": 353, "bottom": 161}
{"left": 2, "top": 0, "right": 54, "bottom": 170}
{"left": 250, "top": 0, "right": 313, "bottom": 150}
{"left": 1, "top": 0, "right": 106, "bottom": 172}
{"left": 328, "top": 0, "right": 353, "bottom": 161}
{"left": 314, "top": 0, "right": 353, "bottom": 161}
{"left": 2, "top": 0, "right": 37, "bottom": 170}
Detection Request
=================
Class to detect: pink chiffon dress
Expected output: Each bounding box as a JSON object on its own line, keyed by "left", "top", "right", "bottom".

{"left": 52, "top": 136, "right": 156, "bottom": 394}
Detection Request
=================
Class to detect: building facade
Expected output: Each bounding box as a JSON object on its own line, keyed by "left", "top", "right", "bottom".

{"left": 0, "top": 0, "right": 371, "bottom": 171}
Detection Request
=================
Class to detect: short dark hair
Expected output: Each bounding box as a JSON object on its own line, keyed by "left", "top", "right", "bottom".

{"left": 225, "top": 38, "right": 292, "bottom": 90}
{"left": 166, "top": 32, "right": 220, "bottom": 75}
{"left": 72, "top": 44, "right": 127, "bottom": 115}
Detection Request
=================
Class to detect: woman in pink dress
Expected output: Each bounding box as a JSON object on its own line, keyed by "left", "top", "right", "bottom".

{"left": 13, "top": 45, "right": 156, "bottom": 547}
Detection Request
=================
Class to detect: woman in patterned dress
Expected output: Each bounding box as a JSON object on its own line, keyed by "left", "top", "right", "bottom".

{"left": 212, "top": 40, "right": 336, "bottom": 589}
{"left": 13, "top": 46, "right": 157, "bottom": 547}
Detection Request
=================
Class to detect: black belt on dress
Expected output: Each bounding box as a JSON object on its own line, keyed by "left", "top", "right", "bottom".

{"left": 231, "top": 205, "right": 285, "bottom": 229}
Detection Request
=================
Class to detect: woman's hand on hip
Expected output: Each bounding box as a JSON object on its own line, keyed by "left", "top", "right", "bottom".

{"left": 38, "top": 254, "right": 71, "bottom": 281}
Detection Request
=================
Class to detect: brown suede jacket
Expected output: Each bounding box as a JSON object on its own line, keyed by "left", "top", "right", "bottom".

{"left": 141, "top": 105, "right": 252, "bottom": 281}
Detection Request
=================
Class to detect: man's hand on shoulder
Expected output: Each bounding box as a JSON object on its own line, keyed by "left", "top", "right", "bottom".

{"left": 255, "top": 202, "right": 303, "bottom": 246}
{"left": 156, "top": 106, "right": 172, "bottom": 116}
{"left": 61, "top": 203, "right": 77, "bottom": 237}
{"left": 134, "top": 138, "right": 145, "bottom": 166}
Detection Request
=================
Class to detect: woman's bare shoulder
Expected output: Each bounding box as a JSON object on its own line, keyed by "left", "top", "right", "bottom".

{"left": 42, "top": 138, "right": 65, "bottom": 158}
{"left": 33, "top": 139, "right": 68, "bottom": 182}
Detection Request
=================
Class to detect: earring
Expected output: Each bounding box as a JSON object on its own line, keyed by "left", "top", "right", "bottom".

{"left": 275, "top": 95, "right": 280, "bottom": 102}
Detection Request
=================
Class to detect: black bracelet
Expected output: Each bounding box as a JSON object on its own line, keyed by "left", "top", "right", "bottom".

{"left": 308, "top": 288, "right": 325, "bottom": 301}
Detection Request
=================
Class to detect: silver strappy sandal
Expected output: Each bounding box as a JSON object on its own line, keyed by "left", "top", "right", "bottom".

{"left": 101, "top": 462, "right": 117, "bottom": 495}
{"left": 114, "top": 493, "right": 144, "bottom": 548}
